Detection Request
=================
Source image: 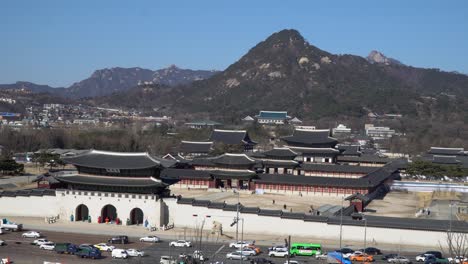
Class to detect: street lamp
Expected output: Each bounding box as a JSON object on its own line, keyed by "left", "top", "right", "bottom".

{"left": 231, "top": 216, "right": 245, "bottom": 264}
{"left": 362, "top": 214, "right": 367, "bottom": 250}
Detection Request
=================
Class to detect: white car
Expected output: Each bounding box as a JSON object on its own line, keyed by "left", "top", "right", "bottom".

{"left": 226, "top": 252, "right": 250, "bottom": 260}
{"left": 229, "top": 241, "right": 253, "bottom": 249}
{"left": 416, "top": 254, "right": 434, "bottom": 262}
{"left": 269, "top": 249, "right": 289, "bottom": 258}
{"left": 39, "top": 242, "right": 55, "bottom": 250}
{"left": 237, "top": 247, "right": 257, "bottom": 256}
{"left": 448, "top": 256, "right": 467, "bottom": 264}
{"left": 140, "top": 236, "right": 160, "bottom": 243}
{"left": 269, "top": 245, "right": 288, "bottom": 252}
{"left": 22, "top": 231, "right": 41, "bottom": 238}
{"left": 33, "top": 238, "right": 51, "bottom": 245}
{"left": 169, "top": 240, "right": 191, "bottom": 247}
{"left": 316, "top": 252, "right": 328, "bottom": 260}
{"left": 112, "top": 248, "right": 128, "bottom": 259}
{"left": 94, "top": 243, "right": 115, "bottom": 252}
{"left": 160, "top": 256, "right": 176, "bottom": 264}
{"left": 126, "top": 248, "right": 145, "bottom": 257}
{"left": 0, "top": 240, "right": 5, "bottom": 246}
{"left": 284, "top": 261, "right": 300, "bottom": 264}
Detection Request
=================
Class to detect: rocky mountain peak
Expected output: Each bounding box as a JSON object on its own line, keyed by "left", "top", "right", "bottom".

{"left": 367, "top": 50, "right": 403, "bottom": 66}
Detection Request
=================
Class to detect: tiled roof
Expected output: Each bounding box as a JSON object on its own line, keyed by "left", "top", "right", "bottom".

{"left": 281, "top": 129, "right": 337, "bottom": 146}
{"left": 63, "top": 150, "right": 161, "bottom": 169}
{"left": 256, "top": 111, "right": 289, "bottom": 120}
{"left": 428, "top": 147, "right": 465, "bottom": 156}
{"left": 210, "top": 129, "right": 257, "bottom": 145}
{"left": 288, "top": 146, "right": 340, "bottom": 155}
{"left": 211, "top": 153, "right": 257, "bottom": 166}
{"left": 56, "top": 175, "right": 166, "bottom": 187}
{"left": 300, "top": 164, "right": 378, "bottom": 174}
{"left": 263, "top": 148, "right": 298, "bottom": 158}
{"left": 337, "top": 145, "right": 361, "bottom": 156}
{"left": 337, "top": 154, "right": 391, "bottom": 164}
{"left": 160, "top": 168, "right": 211, "bottom": 180}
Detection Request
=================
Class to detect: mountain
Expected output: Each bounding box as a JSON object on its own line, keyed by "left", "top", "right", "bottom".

{"left": 1, "top": 66, "right": 218, "bottom": 99}
{"left": 65, "top": 65, "right": 218, "bottom": 98}
{"left": 103, "top": 29, "right": 468, "bottom": 124}
{"left": 0, "top": 81, "right": 65, "bottom": 94}
{"left": 367, "top": 50, "right": 403, "bottom": 66}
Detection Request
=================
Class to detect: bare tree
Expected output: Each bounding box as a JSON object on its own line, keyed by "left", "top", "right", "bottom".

{"left": 445, "top": 231, "right": 468, "bottom": 260}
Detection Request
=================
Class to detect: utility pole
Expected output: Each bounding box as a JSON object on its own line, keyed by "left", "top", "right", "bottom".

{"left": 236, "top": 190, "right": 240, "bottom": 242}
{"left": 286, "top": 235, "right": 291, "bottom": 264}
{"left": 339, "top": 196, "right": 343, "bottom": 249}
{"left": 363, "top": 215, "right": 367, "bottom": 249}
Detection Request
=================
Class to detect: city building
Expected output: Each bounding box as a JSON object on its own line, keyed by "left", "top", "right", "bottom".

{"left": 365, "top": 124, "right": 396, "bottom": 139}
{"left": 332, "top": 124, "right": 352, "bottom": 137}
{"left": 255, "top": 111, "right": 291, "bottom": 125}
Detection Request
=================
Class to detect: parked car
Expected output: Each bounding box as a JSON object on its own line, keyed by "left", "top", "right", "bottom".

{"left": 350, "top": 252, "right": 374, "bottom": 262}
{"left": 39, "top": 242, "right": 55, "bottom": 250}
{"left": 328, "top": 251, "right": 352, "bottom": 264}
{"left": 417, "top": 254, "right": 435, "bottom": 262}
{"left": 33, "top": 238, "right": 51, "bottom": 245}
{"left": 22, "top": 231, "right": 41, "bottom": 238}
{"left": 388, "top": 256, "right": 412, "bottom": 264}
{"left": 140, "top": 235, "right": 160, "bottom": 243}
{"left": 360, "top": 247, "right": 383, "bottom": 255}
{"left": 315, "top": 252, "right": 328, "bottom": 260}
{"left": 108, "top": 235, "right": 129, "bottom": 244}
{"left": 94, "top": 243, "right": 115, "bottom": 252}
{"left": 160, "top": 256, "right": 176, "bottom": 264}
{"left": 126, "top": 248, "right": 145, "bottom": 257}
{"left": 226, "top": 251, "right": 250, "bottom": 260}
{"left": 0, "top": 240, "right": 5, "bottom": 246}
{"left": 112, "top": 249, "right": 128, "bottom": 259}
{"left": 238, "top": 247, "right": 257, "bottom": 256}
{"left": 269, "top": 249, "right": 289, "bottom": 258}
{"left": 230, "top": 241, "right": 254, "bottom": 249}
{"left": 169, "top": 240, "right": 191, "bottom": 247}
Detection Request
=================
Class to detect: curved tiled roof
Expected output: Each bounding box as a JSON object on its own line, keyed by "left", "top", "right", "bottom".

{"left": 63, "top": 150, "right": 161, "bottom": 170}
{"left": 179, "top": 141, "right": 213, "bottom": 154}
{"left": 282, "top": 129, "right": 337, "bottom": 146}
{"left": 211, "top": 153, "right": 257, "bottom": 166}
{"left": 263, "top": 148, "right": 298, "bottom": 158}
{"left": 55, "top": 175, "right": 166, "bottom": 187}
{"left": 209, "top": 129, "right": 257, "bottom": 145}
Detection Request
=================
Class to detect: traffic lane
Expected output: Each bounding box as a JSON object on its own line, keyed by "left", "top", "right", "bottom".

{"left": 0, "top": 229, "right": 426, "bottom": 264}
{"left": 0, "top": 229, "right": 156, "bottom": 264}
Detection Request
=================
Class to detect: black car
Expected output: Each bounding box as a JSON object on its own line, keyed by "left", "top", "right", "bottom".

{"left": 108, "top": 235, "right": 129, "bottom": 244}
{"left": 251, "top": 258, "right": 274, "bottom": 264}
{"left": 360, "top": 247, "right": 382, "bottom": 255}
{"left": 382, "top": 254, "right": 399, "bottom": 260}
{"left": 337, "top": 248, "right": 355, "bottom": 255}
{"left": 424, "top": 251, "right": 443, "bottom": 259}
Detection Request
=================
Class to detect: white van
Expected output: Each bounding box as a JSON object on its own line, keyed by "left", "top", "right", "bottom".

{"left": 111, "top": 249, "right": 128, "bottom": 259}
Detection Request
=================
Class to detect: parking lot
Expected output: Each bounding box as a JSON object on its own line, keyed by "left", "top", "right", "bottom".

{"left": 0, "top": 229, "right": 424, "bottom": 264}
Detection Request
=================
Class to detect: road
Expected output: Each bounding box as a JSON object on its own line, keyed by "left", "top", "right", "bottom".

{"left": 0, "top": 229, "right": 426, "bottom": 264}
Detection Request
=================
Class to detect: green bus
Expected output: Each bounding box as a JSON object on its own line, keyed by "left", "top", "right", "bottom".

{"left": 290, "top": 243, "right": 322, "bottom": 256}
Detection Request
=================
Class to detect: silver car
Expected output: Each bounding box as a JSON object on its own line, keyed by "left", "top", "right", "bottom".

{"left": 389, "top": 256, "right": 412, "bottom": 264}
{"left": 226, "top": 252, "right": 250, "bottom": 260}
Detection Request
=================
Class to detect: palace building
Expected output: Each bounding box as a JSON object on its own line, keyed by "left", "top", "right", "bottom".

{"left": 209, "top": 129, "right": 257, "bottom": 152}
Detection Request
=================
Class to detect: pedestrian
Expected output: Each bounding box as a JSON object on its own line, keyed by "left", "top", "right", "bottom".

{"left": 283, "top": 204, "right": 287, "bottom": 209}
{"left": 272, "top": 199, "right": 275, "bottom": 204}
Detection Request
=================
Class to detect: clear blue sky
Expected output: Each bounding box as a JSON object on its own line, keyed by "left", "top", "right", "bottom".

{"left": 1, "top": 0, "right": 467, "bottom": 87}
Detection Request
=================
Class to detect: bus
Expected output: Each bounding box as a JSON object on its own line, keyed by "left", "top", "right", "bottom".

{"left": 290, "top": 243, "right": 322, "bottom": 256}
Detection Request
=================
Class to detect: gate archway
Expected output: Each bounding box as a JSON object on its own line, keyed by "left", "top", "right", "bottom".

{"left": 129, "top": 208, "right": 144, "bottom": 225}
{"left": 101, "top": 204, "right": 117, "bottom": 222}
{"left": 75, "top": 204, "right": 89, "bottom": 221}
